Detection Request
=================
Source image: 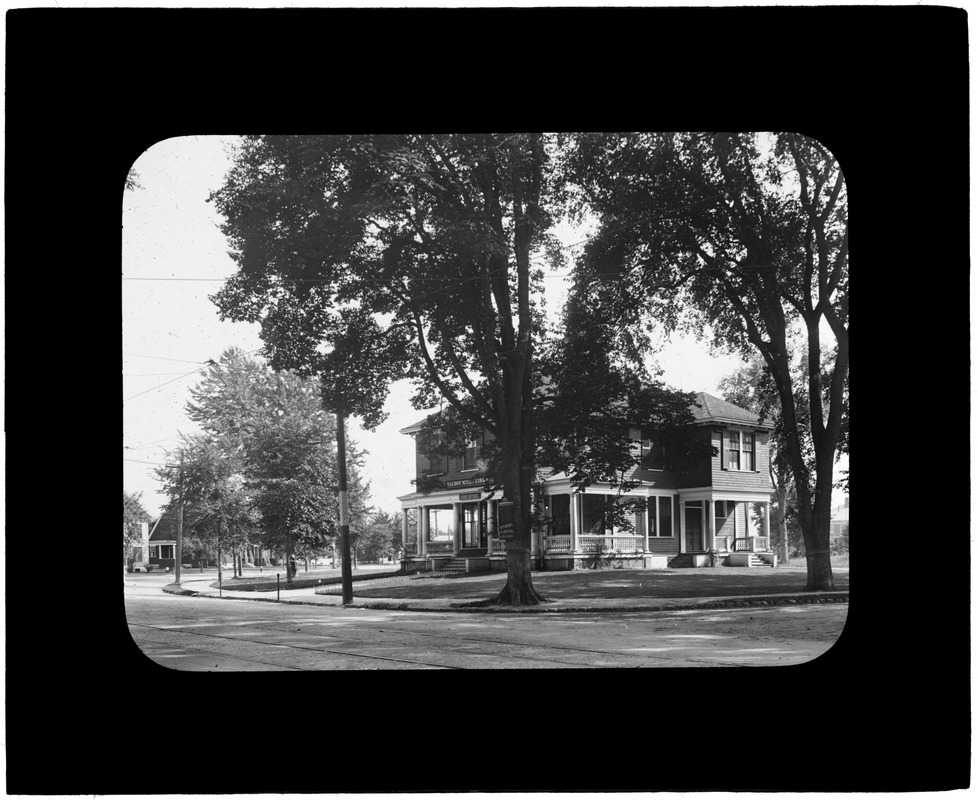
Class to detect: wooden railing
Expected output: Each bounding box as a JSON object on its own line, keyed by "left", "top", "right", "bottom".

{"left": 579, "top": 535, "right": 644, "bottom": 554}
{"left": 733, "top": 536, "right": 770, "bottom": 553}
{"left": 544, "top": 535, "right": 572, "bottom": 553}
{"left": 426, "top": 540, "right": 453, "bottom": 554}
{"left": 488, "top": 538, "right": 507, "bottom": 555}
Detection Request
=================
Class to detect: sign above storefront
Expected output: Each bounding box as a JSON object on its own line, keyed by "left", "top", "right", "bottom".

{"left": 459, "top": 491, "right": 482, "bottom": 501}
{"left": 445, "top": 477, "right": 484, "bottom": 488}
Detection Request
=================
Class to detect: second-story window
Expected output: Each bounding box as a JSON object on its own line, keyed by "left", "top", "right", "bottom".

{"left": 630, "top": 427, "right": 665, "bottom": 470}
{"left": 725, "top": 431, "right": 755, "bottom": 471}
{"left": 421, "top": 433, "right": 448, "bottom": 475}
{"left": 462, "top": 436, "right": 482, "bottom": 471}
{"left": 643, "top": 436, "right": 665, "bottom": 470}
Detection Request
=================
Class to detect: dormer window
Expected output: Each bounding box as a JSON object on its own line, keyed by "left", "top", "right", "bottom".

{"left": 725, "top": 430, "right": 755, "bottom": 471}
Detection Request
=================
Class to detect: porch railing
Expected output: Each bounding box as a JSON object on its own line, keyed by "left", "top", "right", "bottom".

{"left": 488, "top": 538, "right": 507, "bottom": 555}
{"left": 544, "top": 535, "right": 571, "bottom": 553}
{"left": 579, "top": 535, "right": 644, "bottom": 554}
{"left": 425, "top": 540, "right": 453, "bottom": 554}
{"left": 733, "top": 536, "right": 770, "bottom": 553}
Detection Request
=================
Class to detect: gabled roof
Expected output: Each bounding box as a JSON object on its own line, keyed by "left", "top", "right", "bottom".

{"left": 148, "top": 510, "right": 178, "bottom": 542}
{"left": 689, "top": 393, "right": 775, "bottom": 430}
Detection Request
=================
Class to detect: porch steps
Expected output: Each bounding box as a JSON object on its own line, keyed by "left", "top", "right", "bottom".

{"left": 435, "top": 557, "right": 468, "bottom": 573}
{"left": 669, "top": 553, "right": 775, "bottom": 568}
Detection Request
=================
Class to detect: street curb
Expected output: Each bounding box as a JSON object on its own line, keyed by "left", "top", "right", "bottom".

{"left": 162, "top": 584, "right": 199, "bottom": 596}
{"left": 187, "top": 590, "right": 849, "bottom": 613}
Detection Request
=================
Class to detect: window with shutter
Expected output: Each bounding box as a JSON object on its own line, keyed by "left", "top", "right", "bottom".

{"left": 743, "top": 433, "right": 755, "bottom": 471}
{"left": 725, "top": 431, "right": 740, "bottom": 470}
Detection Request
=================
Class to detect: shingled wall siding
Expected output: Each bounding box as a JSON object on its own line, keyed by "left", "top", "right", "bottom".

{"left": 415, "top": 448, "right": 487, "bottom": 488}
{"left": 676, "top": 428, "right": 714, "bottom": 489}
{"left": 704, "top": 429, "right": 771, "bottom": 492}
{"left": 632, "top": 498, "right": 680, "bottom": 553}
{"left": 412, "top": 426, "right": 770, "bottom": 493}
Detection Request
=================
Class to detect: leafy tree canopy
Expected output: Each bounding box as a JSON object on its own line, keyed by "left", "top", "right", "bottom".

{"left": 565, "top": 132, "right": 848, "bottom": 590}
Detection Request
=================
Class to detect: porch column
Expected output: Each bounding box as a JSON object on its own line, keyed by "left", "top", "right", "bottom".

{"left": 541, "top": 496, "right": 549, "bottom": 557}
{"left": 569, "top": 493, "right": 580, "bottom": 552}
{"left": 642, "top": 497, "right": 651, "bottom": 552}
{"left": 763, "top": 501, "right": 771, "bottom": 539}
{"left": 453, "top": 502, "right": 462, "bottom": 555}
{"left": 487, "top": 499, "right": 496, "bottom": 553}
{"left": 419, "top": 506, "right": 428, "bottom": 556}
{"left": 679, "top": 500, "right": 687, "bottom": 554}
{"left": 401, "top": 512, "right": 409, "bottom": 555}
{"left": 706, "top": 499, "right": 715, "bottom": 551}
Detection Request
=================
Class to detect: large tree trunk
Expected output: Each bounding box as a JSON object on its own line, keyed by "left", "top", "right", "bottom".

{"left": 496, "top": 540, "right": 545, "bottom": 605}
{"left": 774, "top": 482, "right": 789, "bottom": 565}
{"left": 493, "top": 422, "right": 547, "bottom": 606}
{"left": 800, "top": 470, "right": 835, "bottom": 591}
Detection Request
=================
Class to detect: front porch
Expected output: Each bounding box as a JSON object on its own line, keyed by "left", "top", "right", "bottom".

{"left": 399, "top": 490, "right": 775, "bottom": 572}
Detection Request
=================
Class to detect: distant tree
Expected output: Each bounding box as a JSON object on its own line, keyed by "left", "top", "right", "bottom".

{"left": 566, "top": 132, "right": 848, "bottom": 591}
{"left": 157, "top": 434, "right": 254, "bottom": 581}
{"left": 123, "top": 491, "right": 152, "bottom": 571}
{"left": 182, "top": 349, "right": 369, "bottom": 583}
{"left": 356, "top": 510, "right": 402, "bottom": 563}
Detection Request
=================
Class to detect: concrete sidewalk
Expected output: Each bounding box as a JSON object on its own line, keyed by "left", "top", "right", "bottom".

{"left": 165, "top": 572, "right": 849, "bottom": 614}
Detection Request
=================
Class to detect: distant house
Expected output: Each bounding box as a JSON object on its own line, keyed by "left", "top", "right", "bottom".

{"left": 126, "top": 521, "right": 151, "bottom": 572}
{"left": 830, "top": 497, "right": 849, "bottom": 540}
{"left": 145, "top": 511, "right": 179, "bottom": 570}
{"left": 397, "top": 392, "right": 776, "bottom": 572}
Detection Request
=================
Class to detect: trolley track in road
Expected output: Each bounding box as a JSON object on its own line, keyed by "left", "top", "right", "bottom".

{"left": 129, "top": 621, "right": 462, "bottom": 670}
{"left": 128, "top": 609, "right": 757, "bottom": 668}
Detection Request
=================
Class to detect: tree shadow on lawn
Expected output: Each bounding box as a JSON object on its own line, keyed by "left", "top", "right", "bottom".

{"left": 350, "top": 568, "right": 849, "bottom": 602}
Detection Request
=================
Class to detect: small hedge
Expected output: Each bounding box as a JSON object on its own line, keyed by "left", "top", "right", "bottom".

{"left": 226, "top": 569, "right": 404, "bottom": 592}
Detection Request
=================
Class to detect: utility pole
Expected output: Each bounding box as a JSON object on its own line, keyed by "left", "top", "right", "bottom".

{"left": 336, "top": 410, "right": 353, "bottom": 604}
{"left": 175, "top": 455, "right": 184, "bottom": 586}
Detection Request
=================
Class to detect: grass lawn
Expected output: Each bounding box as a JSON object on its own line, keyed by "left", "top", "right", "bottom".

{"left": 220, "top": 566, "right": 401, "bottom": 591}
{"left": 348, "top": 562, "right": 849, "bottom": 603}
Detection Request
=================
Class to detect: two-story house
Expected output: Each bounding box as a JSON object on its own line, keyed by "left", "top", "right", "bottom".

{"left": 396, "top": 392, "right": 775, "bottom": 572}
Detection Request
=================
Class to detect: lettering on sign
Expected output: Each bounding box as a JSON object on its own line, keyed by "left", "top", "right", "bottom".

{"left": 497, "top": 500, "right": 515, "bottom": 538}
{"left": 445, "top": 477, "right": 483, "bottom": 488}
{"left": 459, "top": 491, "right": 481, "bottom": 501}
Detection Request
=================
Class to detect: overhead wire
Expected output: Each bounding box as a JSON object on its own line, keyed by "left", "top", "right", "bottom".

{"left": 123, "top": 347, "right": 264, "bottom": 401}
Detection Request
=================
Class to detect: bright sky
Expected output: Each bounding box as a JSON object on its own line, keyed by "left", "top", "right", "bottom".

{"left": 122, "top": 135, "right": 784, "bottom": 519}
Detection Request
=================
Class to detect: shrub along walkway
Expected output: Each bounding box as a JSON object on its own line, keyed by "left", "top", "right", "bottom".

{"left": 165, "top": 565, "right": 849, "bottom": 614}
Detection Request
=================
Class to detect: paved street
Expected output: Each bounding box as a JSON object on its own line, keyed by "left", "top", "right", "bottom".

{"left": 125, "top": 573, "right": 847, "bottom": 670}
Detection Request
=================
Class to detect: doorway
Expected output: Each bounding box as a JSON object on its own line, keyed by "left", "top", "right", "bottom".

{"left": 685, "top": 502, "right": 703, "bottom": 551}
{"left": 462, "top": 503, "right": 486, "bottom": 549}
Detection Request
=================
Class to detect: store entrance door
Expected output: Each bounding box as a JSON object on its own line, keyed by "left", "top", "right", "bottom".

{"left": 462, "top": 503, "right": 487, "bottom": 549}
